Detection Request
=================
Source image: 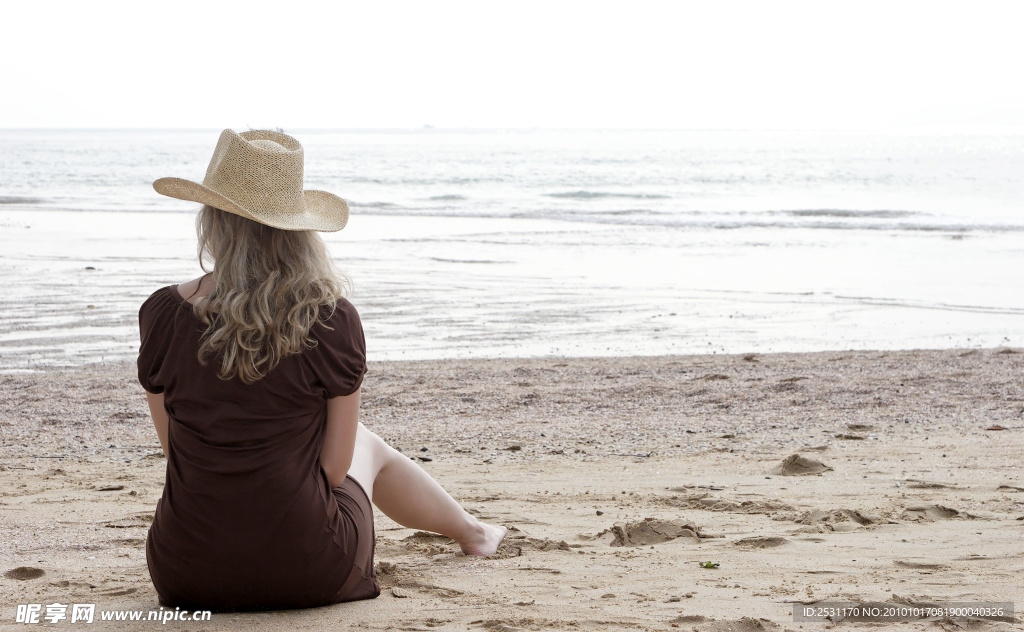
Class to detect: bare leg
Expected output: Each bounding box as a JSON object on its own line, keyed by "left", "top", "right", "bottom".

{"left": 346, "top": 423, "right": 507, "bottom": 556}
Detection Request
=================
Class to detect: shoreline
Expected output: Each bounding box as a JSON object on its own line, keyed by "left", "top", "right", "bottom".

{"left": 3, "top": 207, "right": 1024, "bottom": 372}
{"left": 2, "top": 348, "right": 1021, "bottom": 630}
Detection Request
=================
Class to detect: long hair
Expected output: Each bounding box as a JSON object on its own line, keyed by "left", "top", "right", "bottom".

{"left": 192, "top": 205, "right": 349, "bottom": 384}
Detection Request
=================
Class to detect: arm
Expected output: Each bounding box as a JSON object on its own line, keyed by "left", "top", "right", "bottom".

{"left": 145, "top": 391, "right": 170, "bottom": 458}
{"left": 318, "top": 389, "right": 361, "bottom": 489}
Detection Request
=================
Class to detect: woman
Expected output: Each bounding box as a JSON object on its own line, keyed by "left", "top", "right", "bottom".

{"left": 139, "top": 129, "right": 506, "bottom": 611}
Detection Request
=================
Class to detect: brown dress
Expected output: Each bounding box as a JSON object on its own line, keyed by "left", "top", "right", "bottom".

{"left": 137, "top": 285, "right": 380, "bottom": 611}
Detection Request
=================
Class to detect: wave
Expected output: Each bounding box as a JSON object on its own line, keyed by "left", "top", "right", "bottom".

{"left": 9, "top": 203, "right": 1020, "bottom": 234}
{"left": 787, "top": 209, "right": 918, "bottom": 219}
{"left": 566, "top": 216, "right": 1022, "bottom": 233}
{"left": 348, "top": 201, "right": 399, "bottom": 208}
{"left": 348, "top": 176, "right": 493, "bottom": 185}
{"left": 546, "top": 190, "right": 670, "bottom": 200}
{"left": 426, "top": 194, "right": 468, "bottom": 201}
{"left": 350, "top": 206, "right": 1024, "bottom": 233}
{"left": 428, "top": 257, "right": 510, "bottom": 264}
{"left": 0, "top": 196, "right": 44, "bottom": 205}
{"left": 595, "top": 209, "right": 658, "bottom": 216}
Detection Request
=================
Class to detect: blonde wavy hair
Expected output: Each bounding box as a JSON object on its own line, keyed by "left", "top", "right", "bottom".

{"left": 192, "top": 205, "right": 349, "bottom": 384}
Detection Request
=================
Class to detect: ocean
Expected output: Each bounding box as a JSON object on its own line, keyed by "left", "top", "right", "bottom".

{"left": 1, "top": 128, "right": 1022, "bottom": 369}
{"left": 3, "top": 128, "right": 1024, "bottom": 230}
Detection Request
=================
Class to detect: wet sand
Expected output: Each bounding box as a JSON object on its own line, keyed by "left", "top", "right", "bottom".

{"left": 1, "top": 349, "right": 1022, "bottom": 630}
{"left": 3, "top": 208, "right": 1023, "bottom": 372}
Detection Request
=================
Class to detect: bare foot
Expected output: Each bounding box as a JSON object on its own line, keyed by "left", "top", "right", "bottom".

{"left": 459, "top": 521, "right": 508, "bottom": 557}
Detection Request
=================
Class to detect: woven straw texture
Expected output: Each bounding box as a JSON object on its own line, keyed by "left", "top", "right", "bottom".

{"left": 153, "top": 129, "right": 348, "bottom": 232}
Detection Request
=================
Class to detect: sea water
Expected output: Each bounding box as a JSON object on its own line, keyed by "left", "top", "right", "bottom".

{"left": 1, "top": 128, "right": 1022, "bottom": 369}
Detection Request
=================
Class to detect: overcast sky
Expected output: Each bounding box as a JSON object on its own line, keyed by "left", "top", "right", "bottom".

{"left": 2, "top": 0, "right": 1022, "bottom": 130}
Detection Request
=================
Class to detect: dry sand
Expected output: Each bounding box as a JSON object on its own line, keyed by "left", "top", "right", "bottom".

{"left": 1, "top": 349, "right": 1022, "bottom": 631}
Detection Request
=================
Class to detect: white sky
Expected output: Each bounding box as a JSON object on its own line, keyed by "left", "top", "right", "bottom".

{"left": 2, "top": 0, "right": 1022, "bottom": 129}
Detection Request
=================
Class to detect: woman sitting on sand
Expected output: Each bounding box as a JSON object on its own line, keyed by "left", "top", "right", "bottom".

{"left": 138, "top": 129, "right": 506, "bottom": 611}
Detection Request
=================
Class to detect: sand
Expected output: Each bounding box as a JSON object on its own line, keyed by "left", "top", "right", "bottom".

{"left": 1, "top": 349, "right": 1022, "bottom": 631}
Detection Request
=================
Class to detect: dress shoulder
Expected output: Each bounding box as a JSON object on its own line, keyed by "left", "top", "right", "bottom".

{"left": 137, "top": 286, "right": 181, "bottom": 394}
{"left": 140, "top": 286, "right": 180, "bottom": 322}
{"left": 307, "top": 298, "right": 367, "bottom": 398}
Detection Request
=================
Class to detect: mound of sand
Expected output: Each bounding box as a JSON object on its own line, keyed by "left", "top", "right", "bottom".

{"left": 733, "top": 536, "right": 789, "bottom": 549}
{"left": 901, "top": 504, "right": 975, "bottom": 521}
{"left": 4, "top": 567, "right": 45, "bottom": 580}
{"left": 772, "top": 454, "right": 833, "bottom": 476}
{"left": 591, "top": 518, "right": 709, "bottom": 547}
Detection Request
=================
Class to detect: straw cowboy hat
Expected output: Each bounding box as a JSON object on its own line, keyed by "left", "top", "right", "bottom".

{"left": 153, "top": 129, "right": 348, "bottom": 232}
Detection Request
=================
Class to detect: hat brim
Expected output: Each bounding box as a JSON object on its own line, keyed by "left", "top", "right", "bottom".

{"left": 153, "top": 177, "right": 349, "bottom": 232}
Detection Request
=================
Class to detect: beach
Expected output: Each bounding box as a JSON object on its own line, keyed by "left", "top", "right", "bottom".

{"left": 1, "top": 128, "right": 1022, "bottom": 629}
{"left": 2, "top": 349, "right": 1022, "bottom": 631}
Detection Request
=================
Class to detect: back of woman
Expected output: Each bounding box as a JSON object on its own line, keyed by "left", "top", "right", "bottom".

{"left": 140, "top": 129, "right": 505, "bottom": 612}
{"left": 139, "top": 283, "right": 372, "bottom": 610}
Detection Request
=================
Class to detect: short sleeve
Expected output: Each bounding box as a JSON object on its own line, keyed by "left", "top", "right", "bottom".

{"left": 137, "top": 288, "right": 176, "bottom": 394}
{"left": 307, "top": 299, "right": 367, "bottom": 398}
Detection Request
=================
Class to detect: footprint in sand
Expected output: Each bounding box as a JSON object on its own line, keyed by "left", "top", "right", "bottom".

{"left": 772, "top": 454, "right": 832, "bottom": 476}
